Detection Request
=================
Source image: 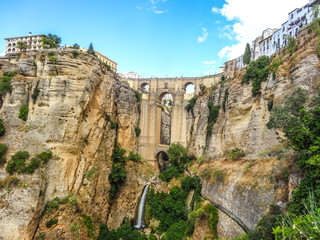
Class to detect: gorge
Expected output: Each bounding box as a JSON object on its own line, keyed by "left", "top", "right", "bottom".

{"left": 0, "top": 24, "right": 319, "bottom": 240}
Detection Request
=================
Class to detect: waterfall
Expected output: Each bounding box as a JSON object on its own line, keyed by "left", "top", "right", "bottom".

{"left": 133, "top": 184, "right": 150, "bottom": 230}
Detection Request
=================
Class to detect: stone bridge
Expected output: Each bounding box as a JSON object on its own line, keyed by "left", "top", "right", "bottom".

{"left": 121, "top": 74, "right": 222, "bottom": 169}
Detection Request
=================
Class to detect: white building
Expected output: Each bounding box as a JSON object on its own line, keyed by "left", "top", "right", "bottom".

{"left": 94, "top": 50, "right": 118, "bottom": 72}
{"left": 119, "top": 72, "right": 142, "bottom": 79}
{"left": 4, "top": 33, "right": 45, "bottom": 55}
{"left": 258, "top": 28, "right": 278, "bottom": 58}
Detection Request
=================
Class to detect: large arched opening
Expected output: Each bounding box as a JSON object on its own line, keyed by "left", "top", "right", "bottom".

{"left": 184, "top": 82, "right": 195, "bottom": 94}
{"left": 140, "top": 83, "right": 150, "bottom": 93}
{"left": 157, "top": 92, "right": 173, "bottom": 145}
{"left": 155, "top": 151, "right": 169, "bottom": 172}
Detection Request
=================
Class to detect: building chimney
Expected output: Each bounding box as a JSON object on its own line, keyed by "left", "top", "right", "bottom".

{"left": 29, "top": 32, "right": 32, "bottom": 36}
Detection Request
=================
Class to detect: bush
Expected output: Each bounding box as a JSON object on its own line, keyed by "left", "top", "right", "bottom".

{"left": 186, "top": 97, "right": 197, "bottom": 113}
{"left": 162, "top": 220, "right": 187, "bottom": 240}
{"left": 46, "top": 218, "right": 58, "bottom": 228}
{"left": 31, "top": 86, "right": 40, "bottom": 104}
{"left": 43, "top": 197, "right": 60, "bottom": 215}
{"left": 267, "top": 100, "right": 273, "bottom": 111}
{"left": 71, "top": 50, "right": 79, "bottom": 58}
{"left": 213, "top": 170, "right": 225, "bottom": 182}
{"left": 167, "top": 143, "right": 190, "bottom": 172}
{"left": 110, "top": 121, "right": 117, "bottom": 130}
{"left": 25, "top": 158, "right": 41, "bottom": 174}
{"left": 82, "top": 215, "right": 95, "bottom": 239}
{"left": 48, "top": 56, "right": 57, "bottom": 63}
{"left": 18, "top": 104, "right": 29, "bottom": 121}
{"left": 128, "top": 152, "right": 142, "bottom": 162}
{"left": 0, "top": 118, "right": 5, "bottom": 136}
{"left": 108, "top": 143, "right": 127, "bottom": 199}
{"left": 205, "top": 204, "right": 219, "bottom": 237}
{"left": 134, "top": 90, "right": 142, "bottom": 102}
{"left": 0, "top": 71, "right": 17, "bottom": 96}
{"left": 242, "top": 56, "right": 270, "bottom": 96}
{"left": 207, "top": 102, "right": 220, "bottom": 137}
{"left": 135, "top": 127, "right": 141, "bottom": 137}
{"left": 222, "top": 88, "right": 229, "bottom": 112}
{"left": 287, "top": 36, "right": 297, "bottom": 55}
{"left": 85, "top": 167, "right": 97, "bottom": 180}
{"left": 229, "top": 148, "right": 245, "bottom": 160}
{"left": 0, "top": 143, "right": 7, "bottom": 166}
{"left": 37, "top": 151, "right": 53, "bottom": 164}
{"left": 47, "top": 51, "right": 55, "bottom": 57}
{"left": 159, "top": 166, "right": 180, "bottom": 182}
{"left": 6, "top": 151, "right": 29, "bottom": 174}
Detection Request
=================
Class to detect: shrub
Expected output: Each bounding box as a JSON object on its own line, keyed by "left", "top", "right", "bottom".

{"left": 82, "top": 215, "right": 95, "bottom": 239}
{"left": 167, "top": 143, "right": 190, "bottom": 172}
{"left": 159, "top": 166, "right": 180, "bottom": 182}
{"left": 229, "top": 148, "right": 245, "bottom": 160}
{"left": 71, "top": 50, "right": 79, "bottom": 58}
{"left": 162, "top": 220, "right": 187, "bottom": 240}
{"left": 0, "top": 143, "right": 7, "bottom": 166}
{"left": 242, "top": 56, "right": 270, "bottom": 96}
{"left": 108, "top": 143, "right": 127, "bottom": 199}
{"left": 186, "top": 97, "right": 197, "bottom": 113}
{"left": 213, "top": 170, "right": 225, "bottom": 182}
{"left": 267, "top": 100, "right": 273, "bottom": 111}
{"left": 46, "top": 218, "right": 58, "bottom": 228}
{"left": 0, "top": 71, "right": 16, "bottom": 96}
{"left": 128, "top": 152, "right": 142, "bottom": 162}
{"left": 18, "top": 104, "right": 29, "bottom": 121}
{"left": 25, "top": 158, "right": 41, "bottom": 174}
{"left": 287, "top": 36, "right": 297, "bottom": 55}
{"left": 6, "top": 151, "right": 29, "bottom": 174}
{"left": 43, "top": 197, "right": 60, "bottom": 215}
{"left": 148, "top": 233, "right": 157, "bottom": 240}
{"left": 47, "top": 51, "right": 55, "bottom": 57}
{"left": 48, "top": 56, "right": 57, "bottom": 63}
{"left": 37, "top": 151, "right": 53, "bottom": 164}
{"left": 0, "top": 118, "right": 5, "bottom": 136}
{"left": 207, "top": 102, "right": 220, "bottom": 137}
{"left": 205, "top": 204, "right": 219, "bottom": 238}
{"left": 135, "top": 127, "right": 141, "bottom": 137}
{"left": 110, "top": 121, "right": 117, "bottom": 130}
{"left": 31, "top": 86, "right": 40, "bottom": 104}
{"left": 85, "top": 167, "right": 97, "bottom": 180}
{"left": 134, "top": 90, "right": 142, "bottom": 102}
{"left": 222, "top": 88, "right": 229, "bottom": 112}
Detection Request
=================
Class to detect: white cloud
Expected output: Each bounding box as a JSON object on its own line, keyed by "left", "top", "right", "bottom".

{"left": 204, "top": 60, "right": 216, "bottom": 65}
{"left": 198, "top": 27, "right": 208, "bottom": 43}
{"left": 149, "top": 0, "right": 168, "bottom": 14}
{"left": 154, "top": 10, "right": 164, "bottom": 14}
{"left": 213, "top": 0, "right": 308, "bottom": 59}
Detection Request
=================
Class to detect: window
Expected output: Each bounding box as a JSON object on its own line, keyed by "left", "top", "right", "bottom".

{"left": 283, "top": 26, "right": 285, "bottom": 32}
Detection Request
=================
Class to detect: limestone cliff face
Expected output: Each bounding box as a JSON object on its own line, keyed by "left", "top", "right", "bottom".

{"left": 0, "top": 50, "right": 155, "bottom": 240}
{"left": 186, "top": 28, "right": 320, "bottom": 236}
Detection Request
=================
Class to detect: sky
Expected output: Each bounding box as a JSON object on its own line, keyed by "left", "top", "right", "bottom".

{"left": 0, "top": 0, "right": 309, "bottom": 78}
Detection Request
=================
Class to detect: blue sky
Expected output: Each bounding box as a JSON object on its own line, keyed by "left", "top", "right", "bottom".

{"left": 0, "top": 0, "right": 309, "bottom": 78}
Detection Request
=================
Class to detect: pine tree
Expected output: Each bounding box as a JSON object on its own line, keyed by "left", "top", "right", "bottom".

{"left": 87, "top": 42, "right": 96, "bottom": 56}
{"left": 243, "top": 43, "right": 251, "bottom": 65}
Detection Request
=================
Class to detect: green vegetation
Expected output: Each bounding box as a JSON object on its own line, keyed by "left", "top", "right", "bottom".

{"left": 108, "top": 143, "right": 127, "bottom": 199}
{"left": 159, "top": 166, "right": 180, "bottom": 182}
{"left": 31, "top": 86, "right": 40, "bottom": 104}
{"left": 98, "top": 221, "right": 148, "bottom": 240}
{"left": 48, "top": 56, "right": 57, "bottom": 63}
{"left": 82, "top": 215, "right": 95, "bottom": 239}
{"left": 18, "top": 104, "right": 29, "bottom": 121}
{"left": 42, "top": 194, "right": 78, "bottom": 216}
{"left": 42, "top": 34, "right": 61, "bottom": 48}
{"left": 205, "top": 204, "right": 219, "bottom": 238}
{"left": 207, "top": 102, "right": 220, "bottom": 137}
{"left": 0, "top": 143, "right": 7, "bottom": 166}
{"left": 243, "top": 43, "right": 251, "bottom": 65}
{"left": 6, "top": 150, "right": 52, "bottom": 174}
{"left": 242, "top": 56, "right": 270, "bottom": 96}
{"left": 311, "top": 5, "right": 320, "bottom": 56}
{"left": 186, "top": 96, "right": 197, "bottom": 113}
{"left": 212, "top": 169, "right": 225, "bottom": 182}
{"left": 0, "top": 175, "right": 21, "bottom": 190}
{"left": 267, "top": 100, "right": 273, "bottom": 111}
{"left": 87, "top": 42, "right": 96, "bottom": 56}
{"left": 135, "top": 127, "right": 141, "bottom": 137}
{"left": 72, "top": 50, "right": 80, "bottom": 58}
{"left": 110, "top": 121, "right": 117, "bottom": 130}
{"left": 85, "top": 167, "right": 97, "bottom": 180}
{"left": 267, "top": 88, "right": 320, "bottom": 215}
{"left": 72, "top": 43, "right": 80, "bottom": 49}
{"left": 229, "top": 148, "right": 245, "bottom": 160}
{"left": 0, "top": 118, "right": 5, "bottom": 136}
{"left": 222, "top": 88, "right": 229, "bottom": 112}
{"left": 269, "top": 57, "right": 282, "bottom": 80}
{"left": 134, "top": 90, "right": 142, "bottom": 102}
{"left": 17, "top": 42, "right": 29, "bottom": 52}
{"left": 47, "top": 51, "right": 55, "bottom": 57}
{"left": 46, "top": 218, "right": 58, "bottom": 228}
{"left": 128, "top": 152, "right": 142, "bottom": 162}
{"left": 287, "top": 36, "right": 297, "bottom": 55}
{"left": 0, "top": 71, "right": 17, "bottom": 96}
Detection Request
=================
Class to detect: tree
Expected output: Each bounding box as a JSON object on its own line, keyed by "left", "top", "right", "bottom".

{"left": 167, "top": 143, "right": 190, "bottom": 171}
{"left": 42, "top": 34, "right": 61, "bottom": 49}
{"left": 72, "top": 43, "right": 80, "bottom": 49}
{"left": 17, "top": 42, "right": 29, "bottom": 52}
{"left": 243, "top": 43, "right": 251, "bottom": 65}
{"left": 87, "top": 42, "right": 96, "bottom": 56}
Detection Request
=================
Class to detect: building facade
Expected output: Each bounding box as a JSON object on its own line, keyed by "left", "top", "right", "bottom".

{"left": 4, "top": 33, "right": 45, "bottom": 55}
{"left": 119, "top": 72, "right": 142, "bottom": 79}
{"left": 94, "top": 51, "right": 117, "bottom": 72}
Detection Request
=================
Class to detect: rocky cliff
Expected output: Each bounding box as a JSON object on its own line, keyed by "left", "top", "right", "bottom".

{"left": 186, "top": 27, "right": 320, "bottom": 238}
{"left": 0, "top": 50, "right": 156, "bottom": 240}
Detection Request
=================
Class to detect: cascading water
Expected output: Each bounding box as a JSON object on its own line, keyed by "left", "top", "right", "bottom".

{"left": 133, "top": 184, "right": 150, "bottom": 230}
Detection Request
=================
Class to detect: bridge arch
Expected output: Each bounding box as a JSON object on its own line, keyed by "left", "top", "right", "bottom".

{"left": 155, "top": 151, "right": 169, "bottom": 172}
{"left": 184, "top": 82, "right": 195, "bottom": 94}
{"left": 140, "top": 82, "right": 150, "bottom": 93}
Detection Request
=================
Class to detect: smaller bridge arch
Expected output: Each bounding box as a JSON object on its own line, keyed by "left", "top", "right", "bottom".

{"left": 155, "top": 151, "right": 169, "bottom": 172}
{"left": 140, "top": 82, "right": 150, "bottom": 93}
